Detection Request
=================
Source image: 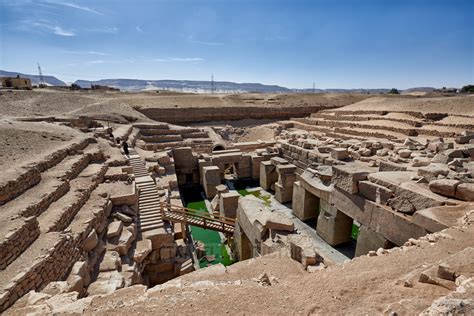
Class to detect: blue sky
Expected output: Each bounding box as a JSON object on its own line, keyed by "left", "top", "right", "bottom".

{"left": 0, "top": 0, "right": 472, "bottom": 88}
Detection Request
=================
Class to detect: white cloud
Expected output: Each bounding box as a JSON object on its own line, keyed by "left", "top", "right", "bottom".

{"left": 85, "top": 60, "right": 105, "bottom": 65}
{"left": 43, "top": 0, "right": 103, "bottom": 15}
{"left": 188, "top": 35, "right": 223, "bottom": 46}
{"left": 53, "top": 26, "right": 75, "bottom": 36}
{"left": 153, "top": 57, "right": 204, "bottom": 62}
{"left": 86, "top": 27, "right": 119, "bottom": 34}
{"left": 152, "top": 57, "right": 204, "bottom": 62}
{"left": 188, "top": 39, "right": 223, "bottom": 46}
{"left": 136, "top": 26, "right": 143, "bottom": 32}
{"left": 19, "top": 19, "right": 76, "bottom": 36}
{"left": 62, "top": 50, "right": 109, "bottom": 56}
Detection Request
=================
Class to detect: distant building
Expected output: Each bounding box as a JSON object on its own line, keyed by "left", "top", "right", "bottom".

{"left": 91, "top": 84, "right": 120, "bottom": 91}
{"left": 0, "top": 75, "right": 32, "bottom": 89}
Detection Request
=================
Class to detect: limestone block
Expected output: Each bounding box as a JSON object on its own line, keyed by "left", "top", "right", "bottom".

{"left": 368, "top": 201, "right": 427, "bottom": 246}
{"left": 99, "top": 251, "right": 121, "bottom": 272}
{"left": 354, "top": 225, "right": 392, "bottom": 257}
{"left": 67, "top": 261, "right": 90, "bottom": 287}
{"left": 412, "top": 157, "right": 431, "bottom": 167}
{"left": 418, "top": 163, "right": 450, "bottom": 181}
{"left": 159, "top": 243, "right": 177, "bottom": 260}
{"left": 330, "top": 148, "right": 349, "bottom": 161}
{"left": 87, "top": 271, "right": 125, "bottom": 296}
{"left": 358, "top": 181, "right": 393, "bottom": 204}
{"left": 142, "top": 227, "right": 174, "bottom": 250}
{"left": 379, "top": 161, "right": 407, "bottom": 172}
{"left": 251, "top": 155, "right": 265, "bottom": 179}
{"left": 173, "top": 147, "right": 196, "bottom": 170}
{"left": 455, "top": 183, "right": 474, "bottom": 201}
{"left": 260, "top": 161, "right": 277, "bottom": 190}
{"left": 219, "top": 191, "right": 240, "bottom": 219}
{"left": 202, "top": 166, "right": 221, "bottom": 199}
{"left": 275, "top": 182, "right": 293, "bottom": 203}
{"left": 428, "top": 179, "right": 461, "bottom": 198}
{"left": 270, "top": 157, "right": 288, "bottom": 166}
{"left": 332, "top": 163, "right": 372, "bottom": 194}
{"left": 108, "top": 229, "right": 134, "bottom": 256}
{"left": 299, "top": 169, "right": 333, "bottom": 201}
{"left": 66, "top": 275, "right": 84, "bottom": 294}
{"left": 42, "top": 281, "right": 69, "bottom": 296}
{"left": 398, "top": 149, "right": 412, "bottom": 158}
{"left": 316, "top": 206, "right": 353, "bottom": 246}
{"left": 132, "top": 239, "right": 152, "bottom": 263}
{"left": 292, "top": 181, "right": 319, "bottom": 221}
{"left": 288, "top": 234, "right": 318, "bottom": 267}
{"left": 106, "top": 221, "right": 123, "bottom": 239}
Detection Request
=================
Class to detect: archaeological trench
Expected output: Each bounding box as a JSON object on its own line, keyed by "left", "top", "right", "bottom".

{"left": 0, "top": 93, "right": 473, "bottom": 314}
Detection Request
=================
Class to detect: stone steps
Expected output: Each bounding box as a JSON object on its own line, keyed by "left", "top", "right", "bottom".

{"left": 130, "top": 156, "right": 166, "bottom": 235}
{"left": 293, "top": 117, "right": 418, "bottom": 137}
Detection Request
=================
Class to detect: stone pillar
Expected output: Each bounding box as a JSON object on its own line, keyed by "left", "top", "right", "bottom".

{"left": 220, "top": 191, "right": 240, "bottom": 218}
{"left": 198, "top": 159, "right": 212, "bottom": 185}
{"left": 275, "top": 164, "right": 296, "bottom": 203}
{"left": 234, "top": 224, "right": 253, "bottom": 261}
{"left": 354, "top": 225, "right": 393, "bottom": 257}
{"left": 316, "top": 199, "right": 353, "bottom": 246}
{"left": 251, "top": 154, "right": 265, "bottom": 180}
{"left": 259, "top": 161, "right": 277, "bottom": 190}
{"left": 202, "top": 166, "right": 221, "bottom": 199}
{"left": 237, "top": 154, "right": 252, "bottom": 179}
{"left": 292, "top": 181, "right": 320, "bottom": 221}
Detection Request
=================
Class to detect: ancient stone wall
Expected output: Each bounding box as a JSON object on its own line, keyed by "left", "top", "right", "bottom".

{"left": 138, "top": 105, "right": 333, "bottom": 124}
{"left": 0, "top": 217, "right": 40, "bottom": 270}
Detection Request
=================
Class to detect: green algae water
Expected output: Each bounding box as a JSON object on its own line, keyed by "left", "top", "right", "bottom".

{"left": 179, "top": 187, "right": 234, "bottom": 268}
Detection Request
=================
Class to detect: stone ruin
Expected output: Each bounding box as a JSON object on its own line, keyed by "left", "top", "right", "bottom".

{"left": 1, "top": 103, "right": 473, "bottom": 314}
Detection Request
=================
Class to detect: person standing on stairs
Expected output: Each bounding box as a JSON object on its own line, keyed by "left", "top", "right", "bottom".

{"left": 122, "top": 140, "right": 129, "bottom": 156}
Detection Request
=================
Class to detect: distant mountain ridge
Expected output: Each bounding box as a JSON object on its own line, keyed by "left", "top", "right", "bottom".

{"left": 75, "top": 78, "right": 436, "bottom": 94}
{"left": 0, "top": 70, "right": 66, "bottom": 86}
{"left": 1, "top": 69, "right": 437, "bottom": 93}
{"left": 74, "top": 79, "right": 293, "bottom": 93}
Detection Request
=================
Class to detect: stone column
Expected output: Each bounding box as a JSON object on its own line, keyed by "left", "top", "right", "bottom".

{"left": 202, "top": 166, "right": 221, "bottom": 198}
{"left": 275, "top": 164, "right": 296, "bottom": 203}
{"left": 316, "top": 199, "right": 353, "bottom": 246}
{"left": 292, "top": 181, "right": 320, "bottom": 221}
{"left": 354, "top": 225, "right": 393, "bottom": 257}
{"left": 259, "top": 161, "right": 277, "bottom": 190}
{"left": 220, "top": 191, "right": 240, "bottom": 218}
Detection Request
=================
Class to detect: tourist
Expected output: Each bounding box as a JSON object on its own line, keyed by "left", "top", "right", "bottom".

{"left": 122, "top": 141, "right": 129, "bottom": 156}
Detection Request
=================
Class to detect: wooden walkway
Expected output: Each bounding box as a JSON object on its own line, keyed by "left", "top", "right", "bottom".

{"left": 160, "top": 202, "right": 235, "bottom": 234}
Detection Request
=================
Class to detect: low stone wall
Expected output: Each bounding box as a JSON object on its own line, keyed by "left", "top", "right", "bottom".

{"left": 138, "top": 105, "right": 334, "bottom": 124}
{"left": 0, "top": 233, "right": 81, "bottom": 312}
{"left": 0, "top": 169, "right": 41, "bottom": 205}
{"left": 48, "top": 165, "right": 107, "bottom": 233}
{"left": 0, "top": 138, "right": 90, "bottom": 205}
{"left": 0, "top": 217, "right": 40, "bottom": 270}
